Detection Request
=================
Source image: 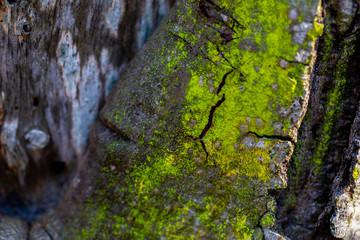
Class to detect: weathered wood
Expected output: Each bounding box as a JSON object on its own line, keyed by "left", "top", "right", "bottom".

{"left": 0, "top": 0, "right": 173, "bottom": 221}
{"left": 0, "top": 216, "right": 28, "bottom": 240}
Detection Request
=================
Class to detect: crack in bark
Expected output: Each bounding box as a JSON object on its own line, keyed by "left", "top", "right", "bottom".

{"left": 27, "top": 222, "right": 31, "bottom": 240}
{"left": 168, "top": 31, "right": 218, "bottom": 66}
{"left": 50, "top": 0, "right": 60, "bottom": 37}
{"left": 287, "top": 60, "right": 308, "bottom": 66}
{"left": 217, "top": 70, "right": 233, "bottom": 95}
{"left": 190, "top": 94, "right": 226, "bottom": 166}
{"left": 205, "top": 35, "right": 237, "bottom": 69}
{"left": 43, "top": 227, "right": 55, "bottom": 240}
{"left": 246, "top": 131, "right": 294, "bottom": 143}
{"left": 199, "top": 0, "right": 246, "bottom": 44}
{"left": 200, "top": 94, "right": 225, "bottom": 140}
{"left": 204, "top": 23, "right": 235, "bottom": 43}
{"left": 214, "top": 44, "right": 238, "bottom": 69}
{"left": 100, "top": 115, "right": 134, "bottom": 143}
{"left": 203, "top": 0, "right": 244, "bottom": 31}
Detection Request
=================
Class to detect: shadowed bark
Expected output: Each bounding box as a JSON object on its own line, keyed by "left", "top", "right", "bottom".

{"left": 0, "top": 0, "right": 173, "bottom": 222}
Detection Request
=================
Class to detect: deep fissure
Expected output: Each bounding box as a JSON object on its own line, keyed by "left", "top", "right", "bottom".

{"left": 276, "top": 9, "right": 360, "bottom": 238}
{"left": 246, "top": 131, "right": 294, "bottom": 144}
{"left": 217, "top": 70, "right": 233, "bottom": 95}
{"left": 43, "top": 227, "right": 55, "bottom": 240}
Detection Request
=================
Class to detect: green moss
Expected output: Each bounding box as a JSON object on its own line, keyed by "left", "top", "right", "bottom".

{"left": 73, "top": 0, "right": 321, "bottom": 238}
{"left": 312, "top": 41, "right": 355, "bottom": 173}
{"left": 180, "top": 0, "right": 313, "bottom": 145}
{"left": 260, "top": 212, "right": 276, "bottom": 229}
{"left": 354, "top": 167, "right": 359, "bottom": 181}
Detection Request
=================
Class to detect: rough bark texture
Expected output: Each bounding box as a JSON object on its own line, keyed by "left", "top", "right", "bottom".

{"left": 277, "top": 0, "right": 360, "bottom": 239}
{"left": 4, "top": 0, "right": 360, "bottom": 239}
{"left": 29, "top": 0, "right": 320, "bottom": 238}
{"left": 0, "top": 0, "right": 173, "bottom": 222}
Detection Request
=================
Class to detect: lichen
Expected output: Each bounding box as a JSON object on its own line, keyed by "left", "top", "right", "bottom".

{"left": 72, "top": 0, "right": 321, "bottom": 238}
{"left": 353, "top": 167, "right": 359, "bottom": 181}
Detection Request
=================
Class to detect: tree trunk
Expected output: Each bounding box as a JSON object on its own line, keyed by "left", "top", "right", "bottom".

{"left": 278, "top": 0, "right": 360, "bottom": 239}
{"left": 31, "top": 0, "right": 319, "bottom": 238}
{"left": 2, "top": 0, "right": 360, "bottom": 239}
{"left": 0, "top": 0, "right": 173, "bottom": 222}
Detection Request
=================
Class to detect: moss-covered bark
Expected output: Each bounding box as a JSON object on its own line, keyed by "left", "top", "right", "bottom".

{"left": 277, "top": 0, "right": 360, "bottom": 239}
{"left": 31, "top": 0, "right": 324, "bottom": 239}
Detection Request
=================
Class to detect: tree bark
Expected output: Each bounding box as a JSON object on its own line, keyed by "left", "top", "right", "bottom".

{"left": 0, "top": 0, "right": 173, "bottom": 222}
{"left": 27, "top": 0, "right": 320, "bottom": 239}
{"left": 278, "top": 0, "right": 360, "bottom": 239}
{"left": 3, "top": 0, "right": 360, "bottom": 239}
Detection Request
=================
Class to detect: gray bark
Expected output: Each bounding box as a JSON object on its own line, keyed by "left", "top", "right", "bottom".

{"left": 278, "top": 0, "right": 360, "bottom": 239}
{"left": 0, "top": 0, "right": 173, "bottom": 221}
{"left": 2, "top": 0, "right": 360, "bottom": 239}
{"left": 32, "top": 0, "right": 319, "bottom": 238}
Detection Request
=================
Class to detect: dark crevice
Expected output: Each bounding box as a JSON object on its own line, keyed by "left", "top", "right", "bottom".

{"left": 205, "top": 35, "right": 237, "bottom": 68}
{"left": 26, "top": 221, "right": 31, "bottom": 240}
{"left": 190, "top": 94, "right": 226, "bottom": 166}
{"left": 50, "top": 161, "right": 66, "bottom": 175}
{"left": 217, "top": 70, "right": 233, "bottom": 95}
{"left": 246, "top": 131, "right": 294, "bottom": 144}
{"left": 276, "top": 6, "right": 360, "bottom": 238}
{"left": 100, "top": 115, "right": 133, "bottom": 143}
{"left": 199, "top": 94, "right": 225, "bottom": 140}
{"left": 31, "top": 96, "right": 39, "bottom": 107}
{"left": 199, "top": 0, "right": 246, "bottom": 45}
{"left": 215, "top": 44, "right": 237, "bottom": 69}
{"left": 168, "top": 31, "right": 218, "bottom": 66}
{"left": 286, "top": 60, "right": 308, "bottom": 66}
{"left": 188, "top": 68, "right": 238, "bottom": 165}
{"left": 43, "top": 227, "right": 55, "bottom": 240}
{"left": 168, "top": 31, "right": 193, "bottom": 50}
{"left": 203, "top": 0, "right": 244, "bottom": 30}
{"left": 7, "top": 0, "right": 16, "bottom": 6}
{"left": 200, "top": 140, "right": 210, "bottom": 164}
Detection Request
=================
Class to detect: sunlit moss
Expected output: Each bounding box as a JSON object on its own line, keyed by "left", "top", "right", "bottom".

{"left": 353, "top": 167, "right": 359, "bottom": 181}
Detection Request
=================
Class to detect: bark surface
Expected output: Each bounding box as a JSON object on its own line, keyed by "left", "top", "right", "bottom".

{"left": 278, "top": 0, "right": 360, "bottom": 239}
{"left": 0, "top": 0, "right": 173, "bottom": 222}
{"left": 3, "top": 0, "right": 360, "bottom": 239}
{"left": 32, "top": 0, "right": 320, "bottom": 238}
